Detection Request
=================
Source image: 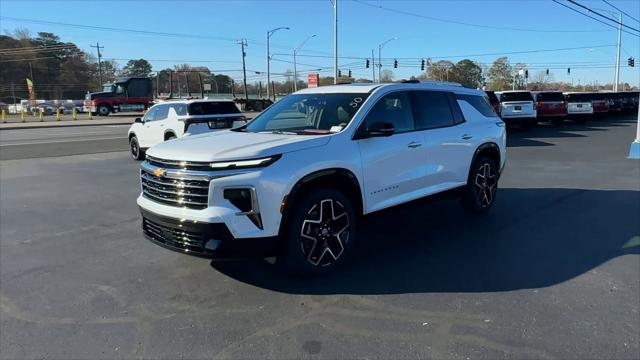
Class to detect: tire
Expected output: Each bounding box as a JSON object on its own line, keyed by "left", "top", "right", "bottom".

{"left": 97, "top": 104, "right": 110, "bottom": 116}
{"left": 280, "top": 188, "right": 357, "bottom": 275}
{"left": 462, "top": 156, "right": 499, "bottom": 213}
{"left": 129, "top": 136, "right": 145, "bottom": 160}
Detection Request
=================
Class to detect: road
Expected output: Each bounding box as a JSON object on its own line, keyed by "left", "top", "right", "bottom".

{"left": 1, "top": 116, "right": 638, "bottom": 359}
{"left": 0, "top": 125, "right": 130, "bottom": 160}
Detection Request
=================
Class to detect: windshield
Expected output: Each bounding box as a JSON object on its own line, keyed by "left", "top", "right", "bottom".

{"left": 244, "top": 93, "right": 370, "bottom": 134}
{"left": 565, "top": 93, "right": 591, "bottom": 102}
{"left": 536, "top": 92, "right": 565, "bottom": 102}
{"left": 102, "top": 84, "right": 115, "bottom": 92}
{"left": 188, "top": 101, "right": 240, "bottom": 115}
{"left": 500, "top": 92, "right": 533, "bottom": 102}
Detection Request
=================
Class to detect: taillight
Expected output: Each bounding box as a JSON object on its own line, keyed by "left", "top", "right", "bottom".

{"left": 90, "top": 99, "right": 98, "bottom": 105}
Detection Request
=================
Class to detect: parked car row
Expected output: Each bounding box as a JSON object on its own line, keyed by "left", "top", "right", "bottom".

{"left": 485, "top": 90, "right": 639, "bottom": 128}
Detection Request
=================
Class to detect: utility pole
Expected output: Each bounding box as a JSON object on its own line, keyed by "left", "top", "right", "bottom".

{"left": 91, "top": 42, "right": 104, "bottom": 86}
{"left": 333, "top": 0, "right": 338, "bottom": 84}
{"left": 378, "top": 38, "right": 397, "bottom": 83}
{"left": 371, "top": 49, "right": 376, "bottom": 82}
{"left": 238, "top": 39, "right": 249, "bottom": 101}
{"left": 28, "top": 62, "right": 35, "bottom": 101}
{"left": 10, "top": 81, "right": 16, "bottom": 105}
{"left": 294, "top": 34, "right": 316, "bottom": 92}
{"left": 614, "top": 13, "right": 622, "bottom": 92}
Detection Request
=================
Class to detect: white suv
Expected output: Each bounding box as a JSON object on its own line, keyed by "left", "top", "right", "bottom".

{"left": 127, "top": 99, "right": 246, "bottom": 160}
{"left": 496, "top": 91, "right": 537, "bottom": 129}
{"left": 137, "top": 82, "right": 506, "bottom": 273}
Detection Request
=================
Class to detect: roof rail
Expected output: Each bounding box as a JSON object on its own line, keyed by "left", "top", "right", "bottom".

{"left": 398, "top": 79, "right": 462, "bottom": 86}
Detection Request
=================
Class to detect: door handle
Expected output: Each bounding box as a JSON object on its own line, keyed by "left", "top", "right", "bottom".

{"left": 407, "top": 141, "right": 422, "bottom": 148}
{"left": 461, "top": 134, "right": 473, "bottom": 140}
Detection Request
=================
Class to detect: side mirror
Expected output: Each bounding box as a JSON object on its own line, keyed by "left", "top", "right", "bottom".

{"left": 366, "top": 122, "right": 394, "bottom": 137}
{"left": 134, "top": 117, "right": 143, "bottom": 123}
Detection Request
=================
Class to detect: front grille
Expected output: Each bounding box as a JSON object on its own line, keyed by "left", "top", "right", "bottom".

{"left": 146, "top": 155, "right": 211, "bottom": 171}
{"left": 142, "top": 218, "right": 204, "bottom": 253}
{"left": 140, "top": 170, "right": 209, "bottom": 209}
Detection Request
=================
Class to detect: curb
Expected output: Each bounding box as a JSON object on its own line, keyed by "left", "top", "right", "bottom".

{"left": 0, "top": 122, "right": 133, "bottom": 131}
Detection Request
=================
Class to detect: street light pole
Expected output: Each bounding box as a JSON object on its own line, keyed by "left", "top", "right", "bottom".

{"left": 266, "top": 27, "right": 290, "bottom": 100}
{"left": 333, "top": 0, "right": 338, "bottom": 84}
{"left": 293, "top": 34, "right": 316, "bottom": 92}
{"left": 378, "top": 38, "right": 397, "bottom": 82}
{"left": 614, "top": 13, "right": 622, "bottom": 92}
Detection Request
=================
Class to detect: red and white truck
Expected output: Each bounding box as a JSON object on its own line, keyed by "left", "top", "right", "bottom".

{"left": 84, "top": 77, "right": 154, "bottom": 116}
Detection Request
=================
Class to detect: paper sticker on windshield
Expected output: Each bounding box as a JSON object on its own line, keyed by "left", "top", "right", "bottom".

{"left": 330, "top": 125, "right": 343, "bottom": 133}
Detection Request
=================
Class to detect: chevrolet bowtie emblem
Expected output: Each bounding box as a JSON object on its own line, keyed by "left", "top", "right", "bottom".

{"left": 152, "top": 168, "right": 166, "bottom": 177}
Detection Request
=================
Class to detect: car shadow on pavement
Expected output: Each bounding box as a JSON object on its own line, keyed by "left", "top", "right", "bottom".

{"left": 213, "top": 188, "right": 640, "bottom": 295}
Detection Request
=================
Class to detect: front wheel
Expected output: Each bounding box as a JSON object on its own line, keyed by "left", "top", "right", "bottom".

{"left": 280, "top": 188, "right": 357, "bottom": 275}
{"left": 97, "top": 104, "right": 110, "bottom": 116}
{"left": 462, "top": 156, "right": 499, "bottom": 213}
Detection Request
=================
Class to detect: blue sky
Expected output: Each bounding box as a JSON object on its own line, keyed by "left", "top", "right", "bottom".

{"left": 1, "top": 0, "right": 639, "bottom": 86}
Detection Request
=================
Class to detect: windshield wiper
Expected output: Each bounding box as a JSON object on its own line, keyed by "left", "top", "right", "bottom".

{"left": 259, "top": 130, "right": 298, "bottom": 135}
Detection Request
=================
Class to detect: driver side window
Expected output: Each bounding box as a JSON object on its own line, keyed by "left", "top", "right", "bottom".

{"left": 143, "top": 107, "right": 158, "bottom": 122}
{"left": 362, "top": 92, "right": 415, "bottom": 134}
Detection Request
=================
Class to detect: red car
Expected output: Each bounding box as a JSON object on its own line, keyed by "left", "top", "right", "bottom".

{"left": 532, "top": 91, "right": 567, "bottom": 125}
{"left": 589, "top": 93, "right": 609, "bottom": 119}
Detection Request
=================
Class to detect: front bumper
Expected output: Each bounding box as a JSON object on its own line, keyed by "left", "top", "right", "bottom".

{"left": 140, "top": 207, "right": 279, "bottom": 259}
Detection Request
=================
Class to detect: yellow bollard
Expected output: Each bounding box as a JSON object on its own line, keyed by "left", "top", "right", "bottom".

{"left": 56, "top": 108, "right": 61, "bottom": 121}
{"left": 20, "top": 110, "right": 25, "bottom": 123}
{"left": 39, "top": 108, "right": 44, "bottom": 122}
{"left": 72, "top": 107, "right": 77, "bottom": 120}
{"left": 1, "top": 109, "right": 5, "bottom": 123}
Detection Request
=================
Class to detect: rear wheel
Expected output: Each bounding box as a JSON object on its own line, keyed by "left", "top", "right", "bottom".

{"left": 280, "top": 188, "right": 357, "bottom": 275}
{"left": 129, "top": 136, "right": 145, "bottom": 160}
{"left": 462, "top": 156, "right": 499, "bottom": 213}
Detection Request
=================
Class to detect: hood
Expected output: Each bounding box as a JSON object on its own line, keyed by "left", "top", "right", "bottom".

{"left": 86, "top": 91, "right": 114, "bottom": 99}
{"left": 146, "top": 130, "right": 332, "bottom": 162}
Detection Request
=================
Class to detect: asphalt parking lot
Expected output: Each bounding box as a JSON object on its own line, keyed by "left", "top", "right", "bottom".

{"left": 1, "top": 116, "right": 639, "bottom": 359}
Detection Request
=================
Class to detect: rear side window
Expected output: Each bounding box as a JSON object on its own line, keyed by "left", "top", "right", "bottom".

{"left": 456, "top": 94, "right": 497, "bottom": 117}
{"left": 499, "top": 92, "right": 533, "bottom": 102}
{"left": 535, "top": 92, "right": 565, "bottom": 102}
{"left": 170, "top": 103, "right": 188, "bottom": 116}
{"left": 409, "top": 91, "right": 455, "bottom": 130}
{"left": 188, "top": 102, "right": 240, "bottom": 115}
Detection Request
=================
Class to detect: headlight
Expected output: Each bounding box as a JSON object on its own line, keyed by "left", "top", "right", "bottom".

{"left": 209, "top": 155, "right": 281, "bottom": 170}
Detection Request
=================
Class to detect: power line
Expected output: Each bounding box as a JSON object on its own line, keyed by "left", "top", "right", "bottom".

{"left": 0, "top": 16, "right": 298, "bottom": 52}
{"left": 353, "top": 0, "right": 611, "bottom": 33}
{"left": 602, "top": 0, "right": 640, "bottom": 24}
{"left": 552, "top": 0, "right": 639, "bottom": 37}
{"left": 566, "top": 0, "right": 640, "bottom": 33}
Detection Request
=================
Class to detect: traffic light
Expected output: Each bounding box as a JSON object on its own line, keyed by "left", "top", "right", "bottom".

{"left": 421, "top": 59, "right": 425, "bottom": 71}
{"left": 338, "top": 70, "right": 342, "bottom": 77}
{"left": 629, "top": 57, "right": 635, "bottom": 67}
{"left": 394, "top": 59, "right": 398, "bottom": 68}
{"left": 348, "top": 69, "right": 352, "bottom": 77}
{"left": 525, "top": 70, "right": 529, "bottom": 79}
{"left": 546, "top": 69, "right": 549, "bottom": 75}
{"left": 366, "top": 59, "right": 370, "bottom": 68}
{"left": 567, "top": 67, "right": 571, "bottom": 75}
